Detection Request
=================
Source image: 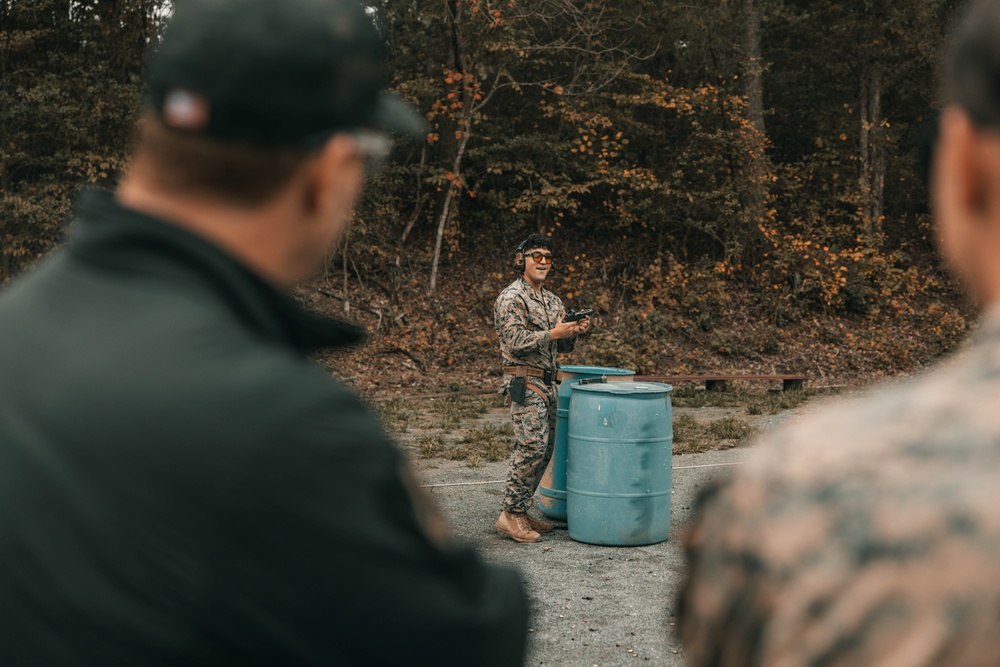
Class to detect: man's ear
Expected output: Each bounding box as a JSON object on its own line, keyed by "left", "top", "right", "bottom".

{"left": 936, "top": 107, "right": 991, "bottom": 226}
{"left": 933, "top": 106, "right": 1000, "bottom": 300}
{"left": 934, "top": 108, "right": 977, "bottom": 260}
{"left": 303, "top": 134, "right": 362, "bottom": 218}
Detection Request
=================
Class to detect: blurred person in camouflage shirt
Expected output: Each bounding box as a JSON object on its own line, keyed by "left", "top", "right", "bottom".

{"left": 678, "top": 2, "right": 1000, "bottom": 665}
{"left": 494, "top": 233, "right": 590, "bottom": 543}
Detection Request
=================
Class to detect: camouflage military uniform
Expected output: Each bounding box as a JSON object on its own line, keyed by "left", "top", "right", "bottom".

{"left": 495, "top": 276, "right": 575, "bottom": 514}
{"left": 678, "top": 309, "right": 1000, "bottom": 667}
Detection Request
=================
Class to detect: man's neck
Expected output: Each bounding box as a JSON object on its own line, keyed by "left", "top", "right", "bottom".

{"left": 523, "top": 274, "right": 544, "bottom": 291}
{"left": 116, "top": 175, "right": 295, "bottom": 287}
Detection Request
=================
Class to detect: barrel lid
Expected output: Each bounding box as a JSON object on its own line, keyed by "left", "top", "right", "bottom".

{"left": 560, "top": 365, "right": 635, "bottom": 376}
{"left": 571, "top": 381, "right": 672, "bottom": 395}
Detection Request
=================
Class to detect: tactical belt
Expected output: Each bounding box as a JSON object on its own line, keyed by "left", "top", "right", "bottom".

{"left": 503, "top": 365, "right": 562, "bottom": 387}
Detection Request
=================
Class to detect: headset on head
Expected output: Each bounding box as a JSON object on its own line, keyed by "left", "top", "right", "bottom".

{"left": 513, "top": 238, "right": 528, "bottom": 270}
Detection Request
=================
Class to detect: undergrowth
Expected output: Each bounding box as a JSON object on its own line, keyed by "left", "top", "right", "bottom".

{"left": 449, "top": 423, "right": 515, "bottom": 467}
{"left": 670, "top": 386, "right": 830, "bottom": 414}
{"left": 428, "top": 394, "right": 500, "bottom": 431}
{"left": 673, "top": 414, "right": 758, "bottom": 454}
{"left": 378, "top": 386, "right": 835, "bottom": 462}
{"left": 372, "top": 397, "right": 414, "bottom": 435}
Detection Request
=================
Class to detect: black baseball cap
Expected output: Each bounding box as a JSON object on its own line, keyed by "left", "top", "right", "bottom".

{"left": 148, "top": 0, "right": 425, "bottom": 146}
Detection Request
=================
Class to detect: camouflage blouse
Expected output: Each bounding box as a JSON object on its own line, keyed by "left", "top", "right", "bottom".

{"left": 678, "top": 309, "right": 1000, "bottom": 666}
{"left": 494, "top": 276, "right": 575, "bottom": 394}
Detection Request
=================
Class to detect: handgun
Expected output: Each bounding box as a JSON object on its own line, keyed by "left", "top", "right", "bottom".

{"left": 564, "top": 308, "right": 594, "bottom": 323}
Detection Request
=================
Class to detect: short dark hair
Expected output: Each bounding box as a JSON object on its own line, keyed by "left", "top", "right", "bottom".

{"left": 516, "top": 233, "right": 553, "bottom": 254}
{"left": 948, "top": 0, "right": 1000, "bottom": 128}
{"left": 134, "top": 115, "right": 312, "bottom": 206}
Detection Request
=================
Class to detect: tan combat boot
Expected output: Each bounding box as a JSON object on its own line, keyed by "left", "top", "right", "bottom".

{"left": 525, "top": 514, "right": 554, "bottom": 533}
{"left": 496, "top": 510, "right": 542, "bottom": 543}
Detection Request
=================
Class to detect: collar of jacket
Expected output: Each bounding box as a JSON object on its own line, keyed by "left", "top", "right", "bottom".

{"left": 517, "top": 275, "right": 548, "bottom": 297}
{"left": 69, "top": 189, "right": 365, "bottom": 353}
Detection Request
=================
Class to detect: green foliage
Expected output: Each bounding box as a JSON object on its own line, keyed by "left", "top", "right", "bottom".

{"left": 2, "top": 0, "right": 976, "bottom": 382}
{"left": 1, "top": 0, "right": 165, "bottom": 280}
{"left": 582, "top": 331, "right": 645, "bottom": 373}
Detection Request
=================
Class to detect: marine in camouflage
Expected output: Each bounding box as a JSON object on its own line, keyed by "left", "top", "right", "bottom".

{"left": 495, "top": 276, "right": 575, "bottom": 392}
{"left": 678, "top": 311, "right": 1000, "bottom": 667}
{"left": 495, "top": 275, "right": 575, "bottom": 513}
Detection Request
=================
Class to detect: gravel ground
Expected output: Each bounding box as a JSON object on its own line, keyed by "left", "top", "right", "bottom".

{"left": 411, "top": 445, "right": 741, "bottom": 667}
{"left": 396, "top": 394, "right": 824, "bottom": 667}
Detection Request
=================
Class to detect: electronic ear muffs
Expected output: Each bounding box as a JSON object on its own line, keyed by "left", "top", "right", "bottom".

{"left": 513, "top": 239, "right": 528, "bottom": 270}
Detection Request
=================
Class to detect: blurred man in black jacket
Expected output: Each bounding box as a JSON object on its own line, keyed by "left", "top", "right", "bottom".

{"left": 0, "top": 1, "right": 528, "bottom": 664}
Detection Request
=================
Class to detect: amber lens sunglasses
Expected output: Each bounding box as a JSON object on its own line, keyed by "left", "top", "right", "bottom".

{"left": 526, "top": 251, "right": 554, "bottom": 265}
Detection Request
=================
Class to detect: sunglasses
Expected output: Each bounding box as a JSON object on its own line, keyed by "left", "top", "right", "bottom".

{"left": 525, "top": 251, "right": 554, "bottom": 265}
{"left": 298, "top": 129, "right": 394, "bottom": 176}
{"left": 350, "top": 130, "right": 394, "bottom": 176}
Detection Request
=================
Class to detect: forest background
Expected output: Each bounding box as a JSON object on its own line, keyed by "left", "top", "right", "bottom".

{"left": 0, "top": 0, "right": 974, "bottom": 394}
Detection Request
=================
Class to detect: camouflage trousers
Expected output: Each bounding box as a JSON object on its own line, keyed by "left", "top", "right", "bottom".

{"left": 503, "top": 386, "right": 557, "bottom": 513}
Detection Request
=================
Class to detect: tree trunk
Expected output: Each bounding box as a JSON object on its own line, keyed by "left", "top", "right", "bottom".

{"left": 870, "top": 67, "right": 885, "bottom": 234}
{"left": 428, "top": 129, "right": 471, "bottom": 294}
{"left": 859, "top": 62, "right": 885, "bottom": 236}
{"left": 429, "top": 0, "right": 469, "bottom": 294}
{"left": 744, "top": 0, "right": 765, "bottom": 137}
{"left": 740, "top": 0, "right": 769, "bottom": 258}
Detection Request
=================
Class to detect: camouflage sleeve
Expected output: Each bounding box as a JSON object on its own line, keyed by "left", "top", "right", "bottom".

{"left": 676, "top": 480, "right": 768, "bottom": 667}
{"left": 679, "top": 435, "right": 1000, "bottom": 666}
{"left": 495, "top": 291, "right": 551, "bottom": 356}
{"left": 679, "top": 348, "right": 1000, "bottom": 666}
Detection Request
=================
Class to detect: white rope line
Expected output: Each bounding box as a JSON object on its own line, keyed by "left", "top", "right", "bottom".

{"left": 673, "top": 461, "right": 745, "bottom": 470}
{"left": 421, "top": 480, "right": 505, "bottom": 489}
{"left": 420, "top": 461, "right": 744, "bottom": 488}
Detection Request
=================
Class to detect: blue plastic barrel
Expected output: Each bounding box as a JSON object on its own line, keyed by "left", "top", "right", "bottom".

{"left": 566, "top": 382, "right": 673, "bottom": 546}
{"left": 538, "top": 366, "right": 635, "bottom": 521}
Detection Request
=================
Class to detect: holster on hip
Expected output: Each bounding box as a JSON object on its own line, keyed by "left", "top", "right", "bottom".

{"left": 509, "top": 376, "right": 526, "bottom": 404}
{"left": 509, "top": 376, "right": 551, "bottom": 407}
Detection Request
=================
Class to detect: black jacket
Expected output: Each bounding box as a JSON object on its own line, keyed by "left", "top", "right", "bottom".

{"left": 0, "top": 191, "right": 528, "bottom": 665}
